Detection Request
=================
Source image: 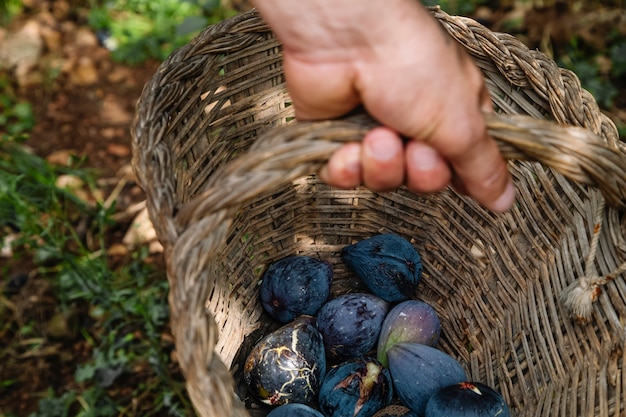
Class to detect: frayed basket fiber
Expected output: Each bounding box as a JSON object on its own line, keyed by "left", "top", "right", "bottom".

{"left": 131, "top": 7, "right": 626, "bottom": 417}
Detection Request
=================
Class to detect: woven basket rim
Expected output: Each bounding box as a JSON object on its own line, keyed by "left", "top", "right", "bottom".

{"left": 131, "top": 8, "right": 626, "bottom": 417}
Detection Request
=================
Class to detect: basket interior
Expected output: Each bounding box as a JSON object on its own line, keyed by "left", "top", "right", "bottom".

{"left": 133, "top": 10, "right": 626, "bottom": 417}
{"left": 216, "top": 167, "right": 626, "bottom": 416}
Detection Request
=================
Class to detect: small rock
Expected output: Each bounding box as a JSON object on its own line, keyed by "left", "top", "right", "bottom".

{"left": 1, "top": 233, "right": 18, "bottom": 258}
{"left": 107, "top": 143, "right": 131, "bottom": 158}
{"left": 47, "top": 149, "right": 76, "bottom": 166}
{"left": 69, "top": 56, "right": 98, "bottom": 86}
{"left": 39, "top": 25, "right": 62, "bottom": 52}
{"left": 0, "top": 20, "right": 43, "bottom": 85}
{"left": 107, "top": 243, "right": 129, "bottom": 257}
{"left": 116, "top": 163, "right": 134, "bottom": 177}
{"left": 0, "top": 20, "right": 42, "bottom": 69}
{"left": 36, "top": 9, "right": 56, "bottom": 27}
{"left": 101, "top": 127, "right": 117, "bottom": 139}
{"left": 55, "top": 174, "right": 91, "bottom": 204}
{"left": 101, "top": 95, "right": 132, "bottom": 124}
{"left": 74, "top": 26, "right": 99, "bottom": 48}
{"left": 123, "top": 207, "right": 162, "bottom": 252}
{"left": 56, "top": 174, "right": 84, "bottom": 190}
{"left": 60, "top": 21, "right": 77, "bottom": 40}
{"left": 107, "top": 66, "right": 132, "bottom": 84}
{"left": 149, "top": 240, "right": 164, "bottom": 254}
{"left": 51, "top": 0, "right": 71, "bottom": 20}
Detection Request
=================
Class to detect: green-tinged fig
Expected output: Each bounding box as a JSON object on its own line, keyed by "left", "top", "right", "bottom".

{"left": 260, "top": 255, "right": 333, "bottom": 323}
{"left": 318, "top": 357, "right": 393, "bottom": 417}
{"left": 425, "top": 381, "right": 511, "bottom": 417}
{"left": 341, "top": 234, "right": 422, "bottom": 302}
{"left": 387, "top": 343, "right": 466, "bottom": 415}
{"left": 377, "top": 300, "right": 441, "bottom": 367}
{"left": 244, "top": 316, "right": 326, "bottom": 406}
{"left": 316, "top": 293, "right": 389, "bottom": 360}
{"left": 267, "top": 403, "right": 325, "bottom": 417}
{"left": 372, "top": 405, "right": 418, "bottom": 417}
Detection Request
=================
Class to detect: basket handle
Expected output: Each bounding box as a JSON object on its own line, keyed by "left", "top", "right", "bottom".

{"left": 175, "top": 111, "right": 626, "bottom": 230}
{"left": 169, "top": 110, "right": 626, "bottom": 417}
{"left": 133, "top": 8, "right": 626, "bottom": 417}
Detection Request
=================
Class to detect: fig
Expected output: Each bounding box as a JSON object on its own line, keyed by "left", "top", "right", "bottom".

{"left": 425, "top": 381, "right": 511, "bottom": 417}
{"left": 387, "top": 343, "right": 466, "bottom": 415}
{"left": 372, "top": 405, "right": 418, "bottom": 417}
{"left": 318, "top": 357, "right": 393, "bottom": 417}
{"left": 267, "top": 403, "right": 325, "bottom": 417}
{"left": 260, "top": 255, "right": 333, "bottom": 323}
{"left": 341, "top": 234, "right": 422, "bottom": 302}
{"left": 316, "top": 293, "right": 389, "bottom": 359}
{"left": 244, "top": 316, "right": 326, "bottom": 406}
{"left": 377, "top": 300, "right": 441, "bottom": 367}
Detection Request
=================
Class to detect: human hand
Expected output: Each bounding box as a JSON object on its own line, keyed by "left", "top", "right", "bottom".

{"left": 253, "top": 0, "right": 515, "bottom": 212}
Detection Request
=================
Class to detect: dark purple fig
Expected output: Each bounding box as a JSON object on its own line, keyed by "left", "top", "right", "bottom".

{"left": 316, "top": 293, "right": 389, "bottom": 359}
{"left": 244, "top": 316, "right": 326, "bottom": 406}
{"left": 372, "top": 405, "right": 418, "bottom": 417}
{"left": 377, "top": 300, "right": 441, "bottom": 367}
{"left": 425, "top": 381, "right": 511, "bottom": 417}
{"left": 267, "top": 403, "right": 325, "bottom": 417}
{"left": 387, "top": 343, "right": 466, "bottom": 415}
{"left": 341, "top": 234, "right": 422, "bottom": 302}
{"left": 318, "top": 357, "right": 393, "bottom": 417}
{"left": 260, "top": 256, "right": 333, "bottom": 323}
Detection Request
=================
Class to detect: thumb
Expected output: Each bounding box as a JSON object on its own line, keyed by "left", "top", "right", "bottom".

{"left": 451, "top": 132, "right": 516, "bottom": 213}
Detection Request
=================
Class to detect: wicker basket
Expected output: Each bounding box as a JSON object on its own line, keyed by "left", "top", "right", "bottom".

{"left": 131, "top": 7, "right": 626, "bottom": 417}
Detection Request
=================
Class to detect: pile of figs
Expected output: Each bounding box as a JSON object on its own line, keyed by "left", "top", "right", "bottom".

{"left": 243, "top": 234, "right": 510, "bottom": 417}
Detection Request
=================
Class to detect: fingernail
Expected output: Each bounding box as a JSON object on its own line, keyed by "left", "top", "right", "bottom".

{"left": 366, "top": 135, "right": 399, "bottom": 162}
{"left": 343, "top": 145, "right": 361, "bottom": 174}
{"left": 409, "top": 144, "right": 439, "bottom": 170}
{"left": 491, "top": 181, "right": 516, "bottom": 212}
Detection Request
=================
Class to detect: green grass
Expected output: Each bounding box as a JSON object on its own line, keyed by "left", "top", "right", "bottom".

{"left": 87, "top": 0, "right": 238, "bottom": 64}
{"left": 0, "top": 56, "right": 192, "bottom": 413}
{"left": 0, "top": 1, "right": 242, "bottom": 413}
{"left": 0, "top": 74, "right": 35, "bottom": 140}
{"left": 0, "top": 138, "right": 193, "bottom": 416}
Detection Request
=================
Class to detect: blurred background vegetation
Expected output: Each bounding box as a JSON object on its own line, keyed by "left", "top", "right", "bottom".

{"left": 0, "top": 0, "right": 624, "bottom": 416}
{"left": 85, "top": 0, "right": 237, "bottom": 64}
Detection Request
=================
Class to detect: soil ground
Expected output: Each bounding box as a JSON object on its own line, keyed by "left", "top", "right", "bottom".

{"left": 0, "top": 3, "right": 168, "bottom": 415}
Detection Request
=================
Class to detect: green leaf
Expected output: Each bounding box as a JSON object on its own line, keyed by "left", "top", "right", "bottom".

{"left": 28, "top": 390, "right": 76, "bottom": 417}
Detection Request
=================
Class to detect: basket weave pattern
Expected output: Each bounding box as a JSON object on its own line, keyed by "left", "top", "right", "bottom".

{"left": 132, "top": 8, "right": 626, "bottom": 417}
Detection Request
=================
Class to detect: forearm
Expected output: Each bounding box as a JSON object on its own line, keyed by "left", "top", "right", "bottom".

{"left": 251, "top": 0, "right": 441, "bottom": 61}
